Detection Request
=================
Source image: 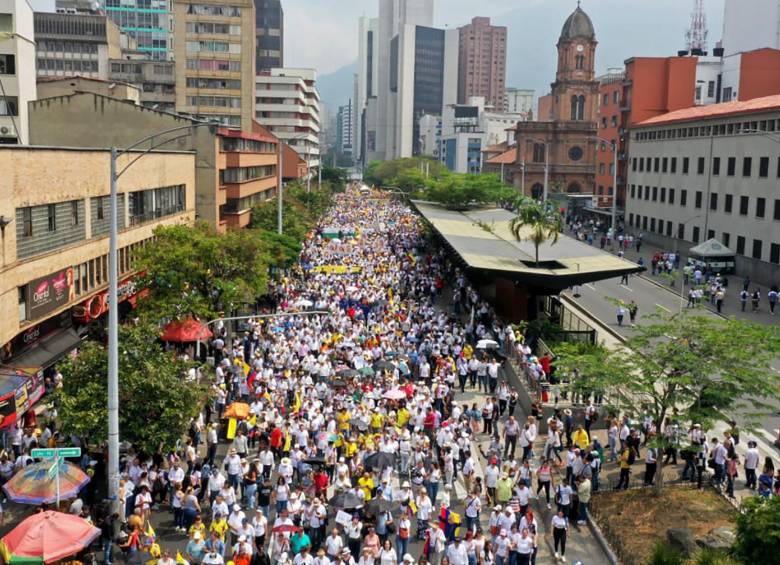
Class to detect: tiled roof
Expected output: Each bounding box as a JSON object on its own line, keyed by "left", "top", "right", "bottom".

{"left": 637, "top": 95, "right": 780, "bottom": 127}
{"left": 486, "top": 148, "right": 516, "bottom": 165}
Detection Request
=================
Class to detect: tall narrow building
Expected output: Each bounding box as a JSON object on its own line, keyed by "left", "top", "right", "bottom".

{"left": 354, "top": 16, "right": 378, "bottom": 164}
{"left": 0, "top": 0, "right": 35, "bottom": 144}
{"left": 103, "top": 0, "right": 172, "bottom": 60}
{"left": 172, "top": 0, "right": 256, "bottom": 131}
{"left": 457, "top": 17, "right": 507, "bottom": 111}
{"left": 254, "top": 0, "right": 283, "bottom": 72}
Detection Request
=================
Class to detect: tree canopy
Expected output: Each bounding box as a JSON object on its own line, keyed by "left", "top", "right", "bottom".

{"left": 509, "top": 197, "right": 563, "bottom": 265}
{"left": 55, "top": 320, "right": 206, "bottom": 455}
{"left": 734, "top": 496, "right": 780, "bottom": 564}
{"left": 555, "top": 310, "right": 780, "bottom": 493}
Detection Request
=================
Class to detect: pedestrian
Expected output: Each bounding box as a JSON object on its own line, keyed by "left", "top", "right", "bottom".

{"left": 551, "top": 510, "right": 568, "bottom": 562}
{"left": 616, "top": 305, "right": 626, "bottom": 326}
{"left": 752, "top": 289, "right": 761, "bottom": 312}
{"left": 769, "top": 286, "right": 778, "bottom": 315}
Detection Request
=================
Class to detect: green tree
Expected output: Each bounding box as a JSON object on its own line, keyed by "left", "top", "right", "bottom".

{"left": 320, "top": 165, "right": 348, "bottom": 190}
{"left": 135, "top": 223, "right": 270, "bottom": 320}
{"left": 555, "top": 311, "right": 780, "bottom": 495}
{"left": 734, "top": 496, "right": 780, "bottom": 564}
{"left": 55, "top": 321, "right": 206, "bottom": 455}
{"left": 509, "top": 197, "right": 563, "bottom": 265}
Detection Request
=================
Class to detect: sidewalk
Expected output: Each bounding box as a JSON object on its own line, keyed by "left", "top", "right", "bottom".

{"left": 606, "top": 238, "right": 778, "bottom": 325}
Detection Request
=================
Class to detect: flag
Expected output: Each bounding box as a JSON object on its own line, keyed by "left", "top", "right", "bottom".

{"left": 226, "top": 418, "right": 237, "bottom": 440}
{"left": 176, "top": 551, "right": 189, "bottom": 565}
{"left": 145, "top": 521, "right": 155, "bottom": 539}
{"left": 292, "top": 391, "right": 302, "bottom": 413}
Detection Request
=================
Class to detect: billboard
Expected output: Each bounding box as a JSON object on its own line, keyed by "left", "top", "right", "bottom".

{"left": 26, "top": 267, "right": 74, "bottom": 321}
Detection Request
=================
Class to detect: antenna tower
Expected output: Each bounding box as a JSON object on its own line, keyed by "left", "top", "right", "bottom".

{"left": 685, "top": 0, "right": 709, "bottom": 52}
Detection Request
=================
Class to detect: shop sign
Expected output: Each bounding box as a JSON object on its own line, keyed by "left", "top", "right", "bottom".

{"left": 0, "top": 312, "right": 71, "bottom": 364}
{"left": 26, "top": 268, "right": 74, "bottom": 321}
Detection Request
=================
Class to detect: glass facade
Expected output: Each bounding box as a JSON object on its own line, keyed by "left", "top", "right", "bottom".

{"left": 413, "top": 26, "right": 445, "bottom": 155}
{"left": 254, "top": 0, "right": 283, "bottom": 72}
{"left": 105, "top": 0, "right": 170, "bottom": 59}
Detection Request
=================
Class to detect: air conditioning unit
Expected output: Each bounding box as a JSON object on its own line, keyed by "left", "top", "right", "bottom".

{"left": 0, "top": 126, "right": 11, "bottom": 135}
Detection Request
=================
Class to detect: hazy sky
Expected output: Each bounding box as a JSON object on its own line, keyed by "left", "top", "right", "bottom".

{"left": 283, "top": 0, "right": 726, "bottom": 94}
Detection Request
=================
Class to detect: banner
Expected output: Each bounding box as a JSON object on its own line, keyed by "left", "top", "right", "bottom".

{"left": 310, "top": 265, "right": 361, "bottom": 274}
{"left": 226, "top": 418, "right": 237, "bottom": 440}
{"left": 26, "top": 268, "right": 74, "bottom": 321}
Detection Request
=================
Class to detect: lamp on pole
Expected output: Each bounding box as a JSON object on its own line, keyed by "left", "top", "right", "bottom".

{"left": 108, "top": 121, "right": 216, "bottom": 520}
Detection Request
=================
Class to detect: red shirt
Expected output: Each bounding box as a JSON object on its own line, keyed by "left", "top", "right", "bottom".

{"left": 424, "top": 412, "right": 435, "bottom": 429}
{"left": 270, "top": 427, "right": 283, "bottom": 448}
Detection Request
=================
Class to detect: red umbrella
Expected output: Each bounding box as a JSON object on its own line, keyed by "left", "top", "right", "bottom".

{"left": 271, "top": 524, "right": 301, "bottom": 534}
{"left": 0, "top": 510, "right": 100, "bottom": 564}
{"left": 160, "top": 317, "right": 213, "bottom": 342}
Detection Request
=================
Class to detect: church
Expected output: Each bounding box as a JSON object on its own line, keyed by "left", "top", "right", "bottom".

{"left": 512, "top": 4, "right": 599, "bottom": 199}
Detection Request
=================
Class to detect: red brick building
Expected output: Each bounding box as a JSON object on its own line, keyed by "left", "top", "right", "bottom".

{"left": 457, "top": 17, "right": 507, "bottom": 111}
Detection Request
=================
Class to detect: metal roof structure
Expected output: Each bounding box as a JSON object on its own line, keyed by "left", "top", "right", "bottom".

{"left": 413, "top": 201, "right": 642, "bottom": 293}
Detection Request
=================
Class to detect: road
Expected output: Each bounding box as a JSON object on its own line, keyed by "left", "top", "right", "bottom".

{"left": 564, "top": 267, "right": 780, "bottom": 446}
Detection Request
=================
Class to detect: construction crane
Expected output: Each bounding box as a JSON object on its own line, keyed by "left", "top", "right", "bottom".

{"left": 686, "top": 0, "right": 709, "bottom": 52}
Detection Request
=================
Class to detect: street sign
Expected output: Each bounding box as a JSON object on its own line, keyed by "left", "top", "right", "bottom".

{"left": 31, "top": 447, "right": 81, "bottom": 459}
{"left": 47, "top": 458, "right": 61, "bottom": 479}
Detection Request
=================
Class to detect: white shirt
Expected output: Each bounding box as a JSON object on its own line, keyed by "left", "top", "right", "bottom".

{"left": 744, "top": 448, "right": 760, "bottom": 470}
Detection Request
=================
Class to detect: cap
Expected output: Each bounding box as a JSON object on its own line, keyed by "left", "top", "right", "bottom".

{"left": 494, "top": 505, "right": 502, "bottom": 511}
{"left": 238, "top": 535, "right": 247, "bottom": 542}
{"left": 233, "top": 504, "right": 241, "bottom": 511}
{"left": 500, "top": 529, "right": 507, "bottom": 536}
{"left": 193, "top": 531, "right": 202, "bottom": 540}
{"left": 403, "top": 555, "right": 415, "bottom": 563}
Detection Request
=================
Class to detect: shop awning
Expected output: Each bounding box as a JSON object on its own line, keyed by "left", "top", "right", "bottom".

{"left": 4, "top": 328, "right": 84, "bottom": 371}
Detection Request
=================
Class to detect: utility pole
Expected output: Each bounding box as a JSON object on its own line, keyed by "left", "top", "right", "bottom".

{"left": 543, "top": 142, "right": 549, "bottom": 203}
{"left": 107, "top": 147, "right": 120, "bottom": 516}
{"left": 611, "top": 140, "right": 618, "bottom": 235}
{"left": 277, "top": 138, "right": 284, "bottom": 234}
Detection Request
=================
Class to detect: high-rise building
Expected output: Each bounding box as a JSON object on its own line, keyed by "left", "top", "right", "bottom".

{"left": 172, "top": 0, "right": 256, "bottom": 131}
{"left": 457, "top": 17, "right": 507, "bottom": 111}
{"left": 34, "top": 12, "right": 122, "bottom": 80}
{"left": 371, "top": 0, "right": 434, "bottom": 161}
{"left": 0, "top": 0, "right": 35, "bottom": 144}
{"left": 254, "top": 0, "right": 283, "bottom": 72}
{"left": 255, "top": 68, "right": 321, "bottom": 171}
{"left": 511, "top": 6, "right": 599, "bottom": 198}
{"left": 103, "top": 0, "right": 172, "bottom": 60}
{"left": 505, "top": 87, "right": 534, "bottom": 116}
{"left": 337, "top": 99, "right": 354, "bottom": 156}
{"left": 355, "top": 16, "right": 378, "bottom": 163}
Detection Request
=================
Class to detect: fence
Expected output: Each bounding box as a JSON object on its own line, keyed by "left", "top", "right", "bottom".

{"left": 541, "top": 295, "right": 597, "bottom": 344}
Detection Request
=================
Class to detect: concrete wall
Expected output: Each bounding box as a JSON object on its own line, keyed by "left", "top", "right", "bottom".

{"left": 28, "top": 93, "right": 221, "bottom": 226}
{"left": 36, "top": 78, "right": 141, "bottom": 104}
{"left": 0, "top": 147, "right": 195, "bottom": 345}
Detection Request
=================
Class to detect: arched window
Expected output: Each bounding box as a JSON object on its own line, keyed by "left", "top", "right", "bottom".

{"left": 571, "top": 96, "right": 578, "bottom": 120}
{"left": 576, "top": 55, "right": 584, "bottom": 70}
{"left": 577, "top": 95, "right": 585, "bottom": 120}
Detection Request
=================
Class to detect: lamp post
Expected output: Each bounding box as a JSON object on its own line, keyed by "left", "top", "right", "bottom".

{"left": 108, "top": 121, "right": 216, "bottom": 519}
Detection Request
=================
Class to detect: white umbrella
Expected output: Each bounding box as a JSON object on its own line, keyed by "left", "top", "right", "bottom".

{"left": 383, "top": 389, "right": 407, "bottom": 400}
{"left": 476, "top": 339, "right": 499, "bottom": 350}
{"left": 295, "top": 299, "right": 314, "bottom": 308}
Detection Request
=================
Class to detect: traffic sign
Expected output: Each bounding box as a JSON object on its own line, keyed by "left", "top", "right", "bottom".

{"left": 31, "top": 447, "right": 81, "bottom": 459}
{"left": 47, "top": 459, "right": 61, "bottom": 479}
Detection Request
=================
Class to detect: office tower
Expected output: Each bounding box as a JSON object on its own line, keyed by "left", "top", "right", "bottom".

{"left": 355, "top": 16, "right": 378, "bottom": 163}
{"left": 254, "top": 0, "right": 283, "bottom": 72}
{"left": 457, "top": 17, "right": 507, "bottom": 110}
{"left": 172, "top": 0, "right": 256, "bottom": 130}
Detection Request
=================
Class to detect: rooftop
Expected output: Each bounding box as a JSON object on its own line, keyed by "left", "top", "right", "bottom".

{"left": 485, "top": 148, "right": 516, "bottom": 165}
{"left": 560, "top": 6, "right": 596, "bottom": 41}
{"left": 413, "top": 202, "right": 640, "bottom": 292}
{"left": 637, "top": 94, "right": 780, "bottom": 127}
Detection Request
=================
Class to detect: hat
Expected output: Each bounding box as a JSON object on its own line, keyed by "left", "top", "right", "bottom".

{"left": 233, "top": 504, "right": 241, "bottom": 511}
{"left": 402, "top": 481, "right": 410, "bottom": 488}
{"left": 342, "top": 548, "right": 351, "bottom": 556}
{"left": 500, "top": 529, "right": 507, "bottom": 536}
{"left": 494, "top": 505, "right": 502, "bottom": 511}
{"left": 281, "top": 457, "right": 291, "bottom": 465}
{"left": 238, "top": 535, "right": 247, "bottom": 542}
{"left": 563, "top": 409, "right": 572, "bottom": 416}
{"left": 193, "top": 531, "right": 202, "bottom": 540}
{"left": 403, "top": 555, "right": 415, "bottom": 563}
{"left": 693, "top": 423, "right": 701, "bottom": 428}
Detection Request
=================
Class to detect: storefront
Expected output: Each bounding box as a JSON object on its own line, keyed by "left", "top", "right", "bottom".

{"left": 71, "top": 273, "right": 148, "bottom": 325}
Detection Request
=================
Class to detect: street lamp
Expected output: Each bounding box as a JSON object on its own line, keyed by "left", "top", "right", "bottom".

{"left": 108, "top": 121, "right": 216, "bottom": 520}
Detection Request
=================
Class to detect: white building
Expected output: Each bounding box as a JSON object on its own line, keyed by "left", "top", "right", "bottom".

{"left": 355, "top": 16, "right": 378, "bottom": 163}
{"left": 337, "top": 99, "right": 354, "bottom": 156}
{"left": 255, "top": 67, "right": 321, "bottom": 170}
{"left": 625, "top": 94, "right": 780, "bottom": 283}
{"left": 418, "top": 113, "right": 441, "bottom": 158}
{"left": 0, "top": 0, "right": 35, "bottom": 144}
{"left": 505, "top": 87, "right": 534, "bottom": 116}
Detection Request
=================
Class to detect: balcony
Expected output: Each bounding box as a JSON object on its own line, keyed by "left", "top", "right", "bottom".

{"left": 224, "top": 176, "right": 276, "bottom": 200}
{"left": 222, "top": 208, "right": 252, "bottom": 229}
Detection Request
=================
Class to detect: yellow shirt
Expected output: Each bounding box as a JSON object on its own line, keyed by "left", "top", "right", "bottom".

{"left": 337, "top": 412, "right": 351, "bottom": 431}
{"left": 572, "top": 429, "right": 590, "bottom": 450}
{"left": 358, "top": 476, "right": 374, "bottom": 501}
{"left": 370, "top": 413, "right": 384, "bottom": 429}
{"left": 345, "top": 441, "right": 358, "bottom": 457}
{"left": 209, "top": 519, "right": 228, "bottom": 542}
{"left": 397, "top": 408, "right": 410, "bottom": 427}
{"left": 188, "top": 523, "right": 206, "bottom": 541}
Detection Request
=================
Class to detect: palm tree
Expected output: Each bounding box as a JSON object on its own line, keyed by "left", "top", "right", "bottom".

{"left": 509, "top": 197, "right": 563, "bottom": 266}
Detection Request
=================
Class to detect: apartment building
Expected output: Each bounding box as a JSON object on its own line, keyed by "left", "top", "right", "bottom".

{"left": 173, "top": 0, "right": 256, "bottom": 131}
{"left": 0, "top": 0, "right": 35, "bottom": 144}
{"left": 337, "top": 99, "right": 353, "bottom": 156}
{"left": 34, "top": 12, "right": 121, "bottom": 80}
{"left": 255, "top": 67, "right": 320, "bottom": 171}
{"left": 254, "top": 0, "right": 283, "bottom": 72}
{"left": 108, "top": 58, "right": 176, "bottom": 111}
{"left": 505, "top": 87, "right": 534, "bottom": 116}
{"left": 103, "top": 0, "right": 172, "bottom": 60}
{"left": 0, "top": 146, "right": 195, "bottom": 376}
{"left": 29, "top": 92, "right": 280, "bottom": 230}
{"left": 626, "top": 95, "right": 780, "bottom": 282}
{"left": 457, "top": 17, "right": 507, "bottom": 111}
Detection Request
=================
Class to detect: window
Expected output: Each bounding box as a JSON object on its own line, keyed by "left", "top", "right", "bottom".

{"left": 652, "top": 186, "right": 658, "bottom": 201}
{"left": 743, "top": 157, "right": 752, "bottom": 177}
{"left": 532, "top": 143, "right": 545, "bottom": 163}
{"left": 712, "top": 157, "right": 720, "bottom": 175}
{"left": 692, "top": 226, "right": 700, "bottom": 243}
{"left": 707, "top": 229, "right": 715, "bottom": 240}
{"left": 710, "top": 193, "right": 717, "bottom": 211}
{"left": 651, "top": 218, "right": 656, "bottom": 232}
{"left": 0, "top": 95, "right": 18, "bottom": 116}
{"left": 20, "top": 207, "right": 32, "bottom": 237}
{"left": 575, "top": 55, "right": 584, "bottom": 70}
{"left": 645, "top": 186, "right": 650, "bottom": 200}
{"left": 725, "top": 194, "right": 733, "bottom": 213}
{"left": 723, "top": 87, "right": 733, "bottom": 102}
{"left": 96, "top": 196, "right": 104, "bottom": 220}
{"left": 775, "top": 199, "right": 780, "bottom": 220}
{"left": 669, "top": 188, "right": 675, "bottom": 204}
{"left": 599, "top": 163, "right": 605, "bottom": 174}
{"left": 630, "top": 185, "right": 636, "bottom": 198}
{"left": 643, "top": 216, "right": 648, "bottom": 230}
{"left": 662, "top": 157, "right": 668, "bottom": 172}
{"left": 602, "top": 93, "right": 609, "bottom": 105}
{"left": 570, "top": 95, "right": 585, "bottom": 120}
{"left": 666, "top": 221, "right": 673, "bottom": 236}
{"left": 629, "top": 213, "right": 634, "bottom": 226}
{"left": 0, "top": 54, "right": 14, "bottom": 75}
{"left": 756, "top": 197, "right": 766, "bottom": 218}
{"left": 632, "top": 158, "right": 637, "bottom": 172}
{"left": 678, "top": 223, "right": 685, "bottom": 239}
{"left": 727, "top": 157, "right": 736, "bottom": 176}
{"left": 771, "top": 243, "right": 780, "bottom": 264}
{"left": 671, "top": 157, "right": 677, "bottom": 173}
{"left": 71, "top": 201, "right": 79, "bottom": 226}
{"left": 47, "top": 204, "right": 56, "bottom": 231}
{"left": 753, "top": 239, "right": 763, "bottom": 260}
{"left": 740, "top": 196, "right": 749, "bottom": 215}
{"left": 660, "top": 187, "right": 666, "bottom": 202}
{"left": 722, "top": 233, "right": 730, "bottom": 248}
{"left": 18, "top": 287, "right": 27, "bottom": 323}
{"left": 707, "top": 80, "right": 715, "bottom": 97}
{"left": 682, "top": 157, "right": 690, "bottom": 174}
{"left": 697, "top": 157, "right": 705, "bottom": 174}
{"left": 654, "top": 157, "right": 660, "bottom": 172}
{"left": 736, "top": 236, "right": 746, "bottom": 255}
{"left": 639, "top": 158, "right": 644, "bottom": 172}
{"left": 695, "top": 191, "right": 702, "bottom": 209}
{"left": 759, "top": 157, "right": 769, "bottom": 177}
{"left": 680, "top": 189, "right": 687, "bottom": 206}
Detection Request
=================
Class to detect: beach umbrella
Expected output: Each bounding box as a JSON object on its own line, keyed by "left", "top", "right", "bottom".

{"left": 373, "top": 360, "right": 394, "bottom": 372}
{"left": 358, "top": 366, "right": 375, "bottom": 377}
{"left": 382, "top": 389, "right": 406, "bottom": 401}
{"left": 223, "top": 402, "right": 250, "bottom": 420}
{"left": 160, "top": 317, "right": 212, "bottom": 342}
{"left": 0, "top": 510, "right": 100, "bottom": 564}
{"left": 337, "top": 369, "right": 360, "bottom": 379}
{"left": 476, "top": 339, "right": 499, "bottom": 350}
{"left": 364, "top": 452, "right": 395, "bottom": 471}
{"left": 271, "top": 524, "right": 301, "bottom": 534}
{"left": 3, "top": 460, "right": 90, "bottom": 506}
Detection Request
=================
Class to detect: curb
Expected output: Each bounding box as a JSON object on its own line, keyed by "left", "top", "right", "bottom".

{"left": 587, "top": 517, "right": 621, "bottom": 565}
